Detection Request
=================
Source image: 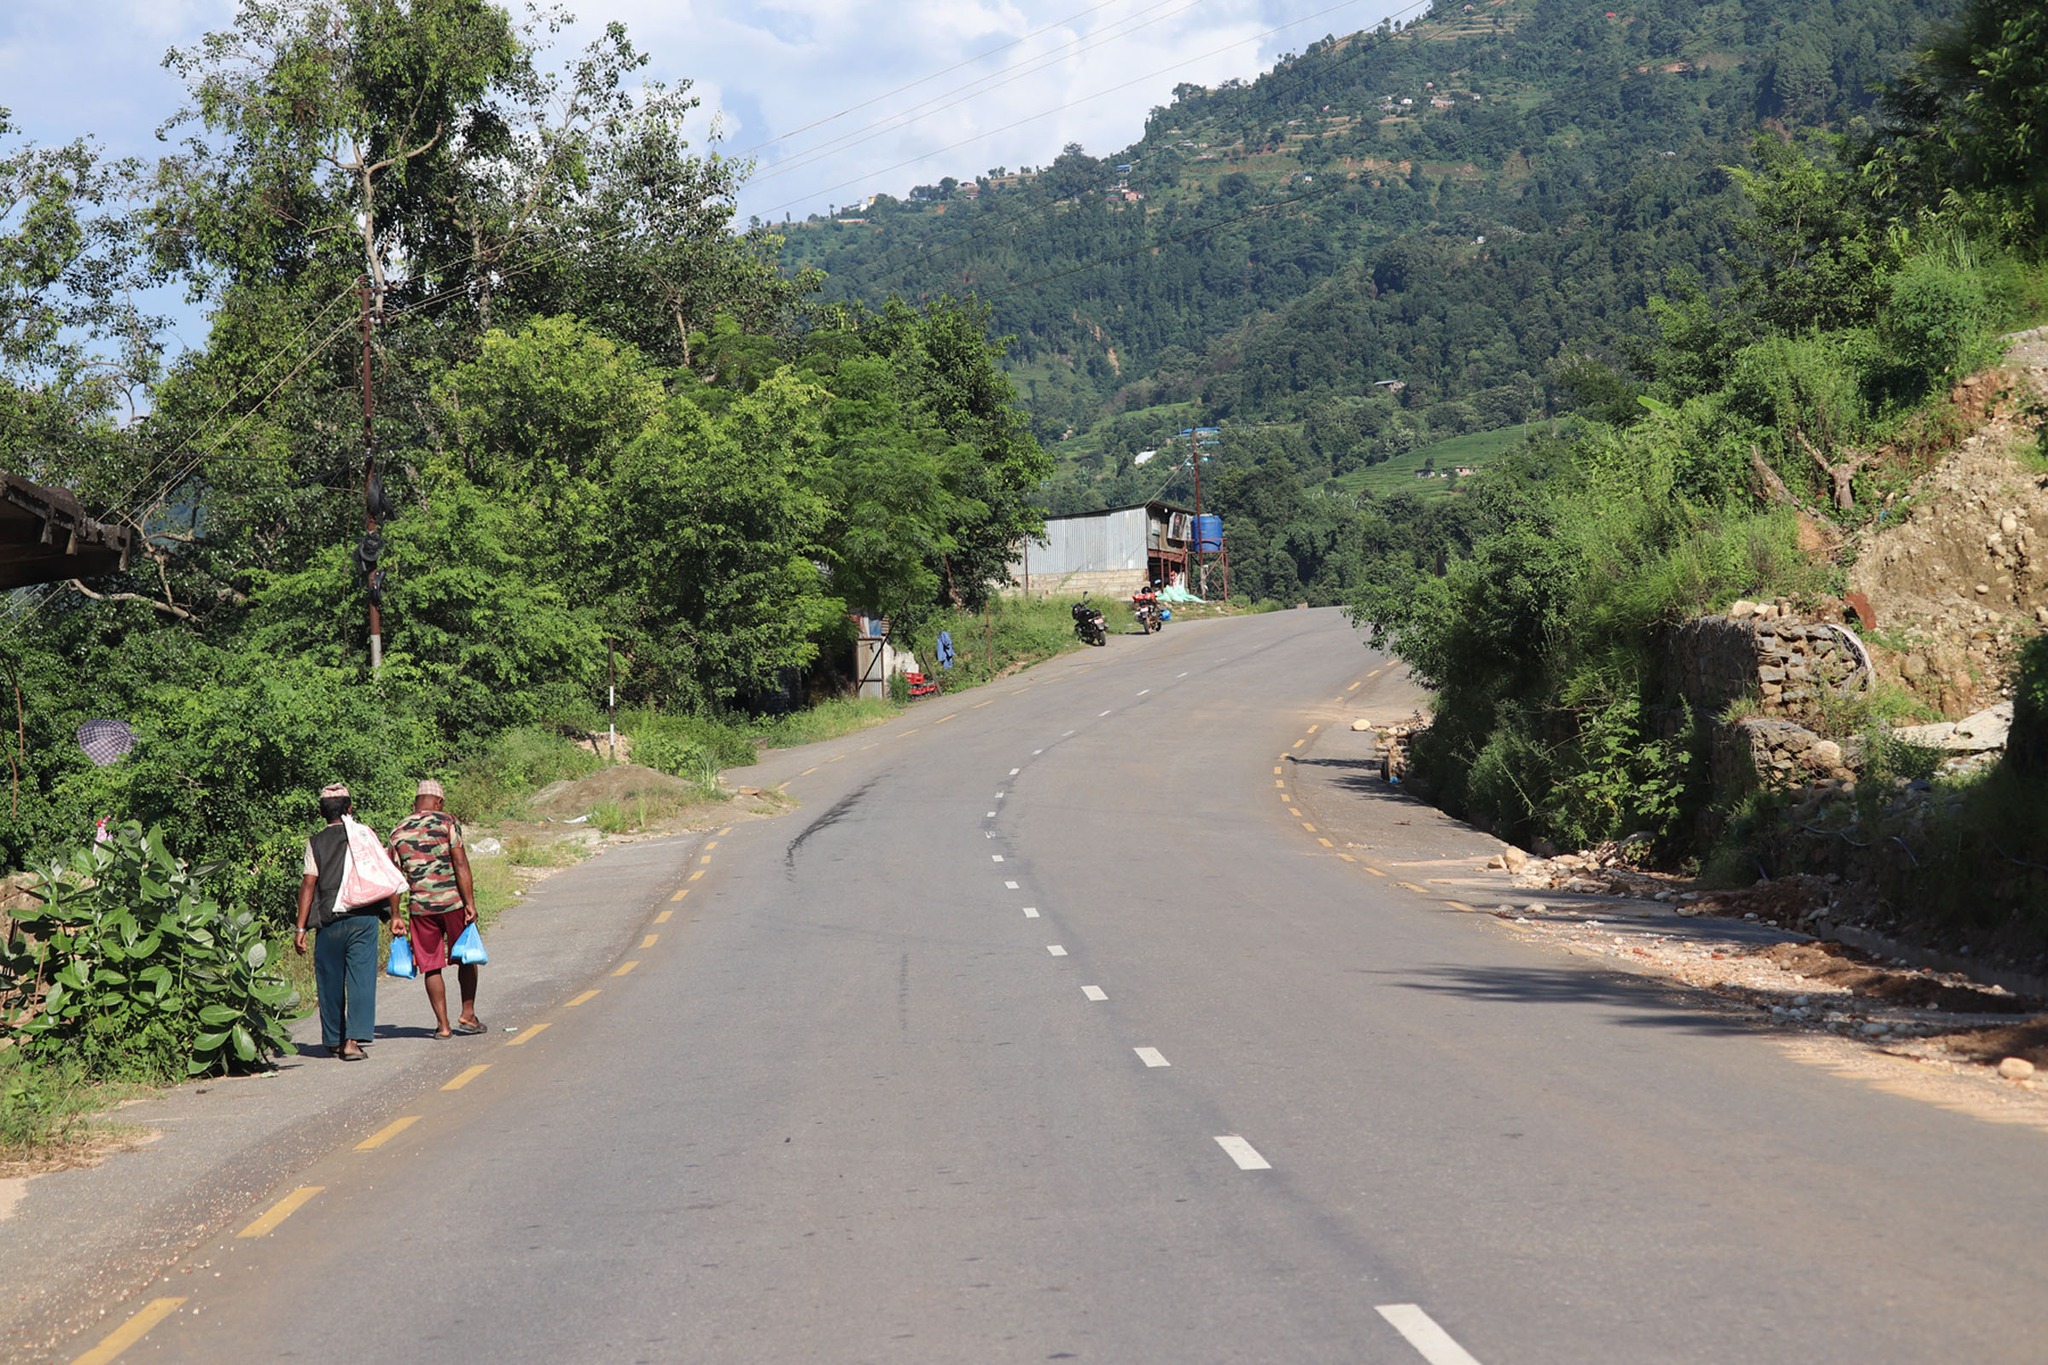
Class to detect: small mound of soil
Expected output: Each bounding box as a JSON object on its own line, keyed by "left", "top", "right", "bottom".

{"left": 1759, "top": 941, "right": 2032, "bottom": 1014}
{"left": 528, "top": 765, "right": 694, "bottom": 820}
{"left": 1926, "top": 1018, "right": 2048, "bottom": 1070}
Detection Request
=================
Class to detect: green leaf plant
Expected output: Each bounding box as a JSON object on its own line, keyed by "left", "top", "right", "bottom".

{"left": 4, "top": 822, "right": 294, "bottom": 1079}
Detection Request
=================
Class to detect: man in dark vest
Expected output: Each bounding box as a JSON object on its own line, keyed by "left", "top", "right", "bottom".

{"left": 293, "top": 782, "right": 387, "bottom": 1060}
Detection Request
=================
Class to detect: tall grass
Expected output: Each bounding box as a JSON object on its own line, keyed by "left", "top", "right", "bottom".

{"left": 443, "top": 726, "right": 605, "bottom": 822}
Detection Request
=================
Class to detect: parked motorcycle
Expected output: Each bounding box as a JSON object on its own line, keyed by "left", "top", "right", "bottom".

{"left": 1071, "top": 598, "right": 1107, "bottom": 646}
{"left": 1131, "top": 585, "right": 1163, "bottom": 634}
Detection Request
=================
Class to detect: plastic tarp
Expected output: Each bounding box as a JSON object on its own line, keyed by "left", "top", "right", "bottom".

{"left": 1158, "top": 584, "right": 1204, "bottom": 603}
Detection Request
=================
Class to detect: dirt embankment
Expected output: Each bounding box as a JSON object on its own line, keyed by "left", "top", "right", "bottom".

{"left": 1849, "top": 329, "right": 2048, "bottom": 717}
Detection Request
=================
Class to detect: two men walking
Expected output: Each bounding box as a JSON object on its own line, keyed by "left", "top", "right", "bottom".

{"left": 295, "top": 778, "right": 484, "bottom": 1057}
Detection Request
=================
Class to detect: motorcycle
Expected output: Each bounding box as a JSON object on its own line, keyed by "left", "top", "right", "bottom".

{"left": 1131, "top": 586, "right": 1163, "bottom": 634}
{"left": 1071, "top": 598, "right": 1107, "bottom": 646}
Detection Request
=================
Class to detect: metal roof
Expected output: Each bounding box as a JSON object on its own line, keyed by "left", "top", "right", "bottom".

{"left": 0, "top": 471, "right": 136, "bottom": 589}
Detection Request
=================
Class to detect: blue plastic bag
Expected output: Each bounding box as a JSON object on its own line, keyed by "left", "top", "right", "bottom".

{"left": 451, "top": 922, "right": 489, "bottom": 966}
{"left": 386, "top": 931, "right": 417, "bottom": 979}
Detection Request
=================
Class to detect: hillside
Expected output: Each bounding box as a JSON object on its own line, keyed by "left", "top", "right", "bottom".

{"left": 782, "top": 0, "right": 1953, "bottom": 575}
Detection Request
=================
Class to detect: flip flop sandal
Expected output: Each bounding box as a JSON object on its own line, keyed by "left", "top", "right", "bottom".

{"left": 452, "top": 1020, "right": 486, "bottom": 1035}
{"left": 338, "top": 1048, "right": 366, "bottom": 1061}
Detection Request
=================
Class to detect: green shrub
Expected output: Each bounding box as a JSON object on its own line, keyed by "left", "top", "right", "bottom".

{"left": 444, "top": 725, "right": 605, "bottom": 822}
{"left": 1881, "top": 253, "right": 1987, "bottom": 390}
{"left": 2011, "top": 633, "right": 2048, "bottom": 773}
{"left": 5, "top": 823, "right": 295, "bottom": 1079}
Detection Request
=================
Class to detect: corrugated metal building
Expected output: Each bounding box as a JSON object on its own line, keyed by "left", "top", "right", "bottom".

{"left": 1007, "top": 500, "right": 1194, "bottom": 597}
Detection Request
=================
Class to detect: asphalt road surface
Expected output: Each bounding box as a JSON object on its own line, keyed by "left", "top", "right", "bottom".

{"left": 64, "top": 609, "right": 2048, "bottom": 1363}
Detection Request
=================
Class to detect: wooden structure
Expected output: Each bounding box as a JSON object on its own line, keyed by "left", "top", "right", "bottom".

{"left": 0, "top": 472, "right": 135, "bottom": 589}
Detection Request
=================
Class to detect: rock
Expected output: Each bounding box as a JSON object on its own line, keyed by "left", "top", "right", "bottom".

{"left": 1975, "top": 582, "right": 1990, "bottom": 595}
{"left": 1999, "top": 1057, "right": 2036, "bottom": 1080}
{"left": 1351, "top": 718, "right": 1373, "bottom": 731}
{"left": 470, "top": 836, "right": 504, "bottom": 856}
{"left": 1728, "top": 599, "right": 1758, "bottom": 619}
{"left": 1808, "top": 740, "right": 1843, "bottom": 769}
{"left": 1502, "top": 846, "right": 1528, "bottom": 872}
{"left": 2002, "top": 512, "right": 2019, "bottom": 537}
{"left": 1860, "top": 1022, "right": 1888, "bottom": 1037}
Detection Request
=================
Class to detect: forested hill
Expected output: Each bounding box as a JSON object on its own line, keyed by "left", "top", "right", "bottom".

{"left": 782, "top": 0, "right": 1952, "bottom": 518}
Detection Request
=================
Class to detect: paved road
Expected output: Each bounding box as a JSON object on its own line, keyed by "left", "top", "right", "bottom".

{"left": 58, "top": 609, "right": 2048, "bottom": 1363}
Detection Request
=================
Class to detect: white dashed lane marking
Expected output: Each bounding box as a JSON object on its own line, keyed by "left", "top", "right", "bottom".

{"left": 1098, "top": 710, "right": 1112, "bottom": 716}
{"left": 1023, "top": 907, "right": 1040, "bottom": 918}
{"left": 986, "top": 811, "right": 996, "bottom": 818}
{"left": 1047, "top": 945, "right": 1068, "bottom": 957}
{"left": 991, "top": 854, "right": 1004, "bottom": 862}
{"left": 1009, "top": 767, "right": 1020, "bottom": 775}
{"left": 1082, "top": 985, "right": 1107, "bottom": 1001}
{"left": 1376, "top": 1304, "right": 1486, "bottom": 1365}
{"left": 1137, "top": 688, "right": 1149, "bottom": 695}
{"left": 1134, "top": 1047, "right": 1170, "bottom": 1068}
{"left": 1004, "top": 881, "right": 1019, "bottom": 890}
{"left": 1214, "top": 1136, "right": 1271, "bottom": 1170}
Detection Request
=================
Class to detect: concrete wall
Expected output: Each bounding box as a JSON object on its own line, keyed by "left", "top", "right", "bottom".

{"left": 1006, "top": 567, "right": 1148, "bottom": 598}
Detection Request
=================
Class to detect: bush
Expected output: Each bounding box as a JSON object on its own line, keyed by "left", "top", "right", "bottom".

{"left": 0, "top": 1051, "right": 98, "bottom": 1157}
{"left": 2011, "top": 633, "right": 2048, "bottom": 773}
{"left": 1882, "top": 253, "right": 1986, "bottom": 391}
{"left": 444, "top": 725, "right": 606, "bottom": 822}
{"left": 4, "top": 823, "right": 294, "bottom": 1079}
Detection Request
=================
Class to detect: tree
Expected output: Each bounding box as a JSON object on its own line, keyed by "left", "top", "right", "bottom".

{"left": 1885, "top": 0, "right": 2048, "bottom": 244}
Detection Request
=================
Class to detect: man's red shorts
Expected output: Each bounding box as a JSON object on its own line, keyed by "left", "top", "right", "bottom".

{"left": 407, "top": 907, "right": 470, "bottom": 973}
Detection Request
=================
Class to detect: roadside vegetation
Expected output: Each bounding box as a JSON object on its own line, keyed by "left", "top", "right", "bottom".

{"left": 1349, "top": 0, "right": 2048, "bottom": 948}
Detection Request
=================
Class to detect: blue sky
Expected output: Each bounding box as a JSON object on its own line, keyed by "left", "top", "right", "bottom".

{"left": 2, "top": 0, "right": 1403, "bottom": 225}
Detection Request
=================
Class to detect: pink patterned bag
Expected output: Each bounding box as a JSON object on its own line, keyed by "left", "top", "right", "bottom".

{"left": 338, "top": 815, "right": 409, "bottom": 910}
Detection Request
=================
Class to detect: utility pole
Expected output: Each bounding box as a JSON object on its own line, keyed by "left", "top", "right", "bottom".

{"left": 358, "top": 277, "right": 385, "bottom": 674}
{"left": 1190, "top": 434, "right": 1206, "bottom": 600}
{"left": 607, "top": 639, "right": 618, "bottom": 762}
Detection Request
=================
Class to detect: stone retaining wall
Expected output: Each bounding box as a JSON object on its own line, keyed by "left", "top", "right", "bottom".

{"left": 1668, "top": 610, "right": 1869, "bottom": 722}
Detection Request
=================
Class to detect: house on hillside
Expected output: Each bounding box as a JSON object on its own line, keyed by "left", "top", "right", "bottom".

{"left": 1007, "top": 500, "right": 1195, "bottom": 597}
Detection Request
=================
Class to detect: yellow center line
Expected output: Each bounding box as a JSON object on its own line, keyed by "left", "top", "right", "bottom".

{"left": 1275, "top": 779, "right": 1286, "bottom": 789}
{"left": 611, "top": 961, "right": 640, "bottom": 978}
{"left": 70, "top": 1296, "right": 187, "bottom": 1365}
{"left": 1444, "top": 900, "right": 1477, "bottom": 913}
{"left": 718, "top": 827, "right": 732, "bottom": 836}
{"left": 1307, "top": 724, "right": 1320, "bottom": 734}
{"left": 934, "top": 714, "right": 955, "bottom": 725}
{"left": 688, "top": 870, "right": 704, "bottom": 882}
{"left": 1338, "top": 853, "right": 1357, "bottom": 862}
{"left": 1301, "top": 822, "right": 1317, "bottom": 833}
{"left": 705, "top": 840, "right": 719, "bottom": 851}
{"left": 1317, "top": 837, "right": 1334, "bottom": 848}
{"left": 800, "top": 767, "right": 818, "bottom": 776}
{"left": 1399, "top": 882, "right": 1428, "bottom": 894}
{"left": 829, "top": 753, "right": 847, "bottom": 762}
{"left": 1348, "top": 681, "right": 1362, "bottom": 691}
{"left": 669, "top": 888, "right": 689, "bottom": 902}
{"left": 1289, "top": 808, "right": 1303, "bottom": 817}
{"left": 654, "top": 909, "right": 673, "bottom": 924}
{"left": 640, "top": 933, "right": 659, "bottom": 949}
{"left": 354, "top": 1116, "right": 420, "bottom": 1151}
{"left": 974, "top": 700, "right": 994, "bottom": 708}
{"left": 442, "top": 1064, "right": 490, "bottom": 1091}
{"left": 775, "top": 781, "right": 789, "bottom": 793}
{"left": 1364, "top": 866, "right": 1386, "bottom": 877}
{"left": 567, "top": 990, "right": 601, "bottom": 1007}
{"left": 508, "top": 1022, "right": 554, "bottom": 1045}
{"left": 1272, "top": 766, "right": 1283, "bottom": 775}
{"left": 698, "top": 855, "right": 712, "bottom": 865}
{"left": 1291, "top": 739, "right": 1305, "bottom": 749}
{"left": 900, "top": 727, "right": 921, "bottom": 735}
{"left": 237, "top": 1186, "right": 323, "bottom": 1238}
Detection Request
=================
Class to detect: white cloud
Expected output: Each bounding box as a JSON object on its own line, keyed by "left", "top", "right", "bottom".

{"left": 3, "top": 0, "right": 1399, "bottom": 219}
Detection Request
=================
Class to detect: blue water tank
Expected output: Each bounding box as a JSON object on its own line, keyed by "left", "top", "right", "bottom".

{"left": 1192, "top": 514, "right": 1224, "bottom": 552}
